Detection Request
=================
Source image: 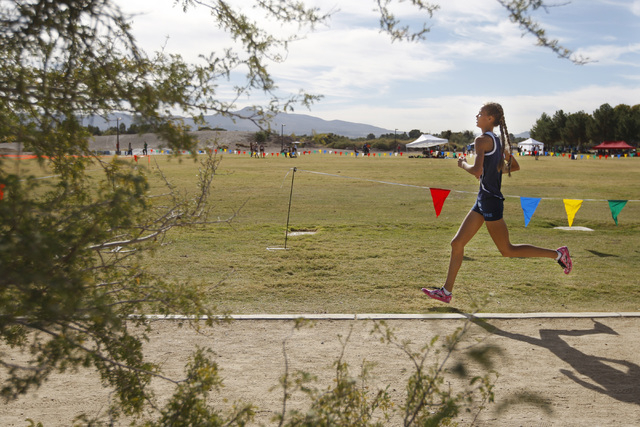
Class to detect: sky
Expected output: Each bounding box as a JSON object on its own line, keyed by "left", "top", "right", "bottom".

{"left": 116, "top": 0, "right": 640, "bottom": 135}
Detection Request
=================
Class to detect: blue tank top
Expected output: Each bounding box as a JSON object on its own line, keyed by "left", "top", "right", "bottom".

{"left": 478, "top": 131, "right": 504, "bottom": 200}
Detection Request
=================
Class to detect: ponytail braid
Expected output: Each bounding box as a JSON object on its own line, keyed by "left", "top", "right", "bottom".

{"left": 499, "top": 113, "right": 513, "bottom": 177}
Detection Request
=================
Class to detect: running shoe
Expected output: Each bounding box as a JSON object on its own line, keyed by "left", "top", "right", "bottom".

{"left": 557, "top": 246, "right": 572, "bottom": 274}
{"left": 422, "top": 288, "right": 452, "bottom": 303}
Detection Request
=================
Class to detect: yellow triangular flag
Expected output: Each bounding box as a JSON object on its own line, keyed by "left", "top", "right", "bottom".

{"left": 563, "top": 199, "right": 583, "bottom": 227}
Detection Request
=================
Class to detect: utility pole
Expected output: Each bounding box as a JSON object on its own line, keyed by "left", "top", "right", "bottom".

{"left": 116, "top": 117, "right": 121, "bottom": 155}
{"left": 394, "top": 128, "right": 397, "bottom": 152}
{"left": 281, "top": 124, "right": 286, "bottom": 152}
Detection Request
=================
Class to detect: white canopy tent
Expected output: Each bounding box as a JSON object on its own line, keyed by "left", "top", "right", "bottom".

{"left": 406, "top": 134, "right": 449, "bottom": 149}
{"left": 518, "top": 138, "right": 544, "bottom": 153}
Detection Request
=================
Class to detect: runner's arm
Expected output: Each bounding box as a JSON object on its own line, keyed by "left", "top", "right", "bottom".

{"left": 504, "top": 151, "right": 520, "bottom": 173}
{"left": 460, "top": 136, "right": 491, "bottom": 179}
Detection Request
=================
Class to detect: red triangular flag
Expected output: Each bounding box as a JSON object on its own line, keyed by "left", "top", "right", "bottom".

{"left": 0, "top": 183, "right": 5, "bottom": 200}
{"left": 430, "top": 188, "right": 451, "bottom": 217}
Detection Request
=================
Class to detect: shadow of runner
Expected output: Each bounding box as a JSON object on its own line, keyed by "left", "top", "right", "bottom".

{"left": 459, "top": 312, "right": 640, "bottom": 406}
{"left": 586, "top": 249, "right": 618, "bottom": 258}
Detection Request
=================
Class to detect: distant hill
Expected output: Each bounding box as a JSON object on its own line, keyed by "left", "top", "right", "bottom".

{"left": 85, "top": 108, "right": 395, "bottom": 139}
{"left": 199, "top": 107, "right": 395, "bottom": 138}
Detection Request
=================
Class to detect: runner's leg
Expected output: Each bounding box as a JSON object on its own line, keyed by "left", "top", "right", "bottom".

{"left": 444, "top": 210, "right": 485, "bottom": 292}
{"left": 485, "top": 219, "right": 558, "bottom": 258}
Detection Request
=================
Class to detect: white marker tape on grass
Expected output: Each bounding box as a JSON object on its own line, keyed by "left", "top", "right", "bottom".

{"left": 554, "top": 226, "right": 594, "bottom": 231}
{"left": 139, "top": 312, "right": 640, "bottom": 321}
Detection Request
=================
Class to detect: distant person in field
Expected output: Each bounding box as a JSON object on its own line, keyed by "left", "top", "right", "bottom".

{"left": 423, "top": 102, "right": 572, "bottom": 304}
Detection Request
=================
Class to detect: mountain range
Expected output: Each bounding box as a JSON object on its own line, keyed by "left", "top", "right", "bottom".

{"left": 86, "top": 108, "right": 395, "bottom": 139}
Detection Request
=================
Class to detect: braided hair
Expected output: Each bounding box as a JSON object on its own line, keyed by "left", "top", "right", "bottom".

{"left": 482, "top": 102, "right": 512, "bottom": 176}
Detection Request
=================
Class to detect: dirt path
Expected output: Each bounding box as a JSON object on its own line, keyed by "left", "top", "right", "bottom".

{"left": 2, "top": 316, "right": 640, "bottom": 426}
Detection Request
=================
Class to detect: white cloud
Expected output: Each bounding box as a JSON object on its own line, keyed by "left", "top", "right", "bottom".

{"left": 574, "top": 43, "right": 640, "bottom": 66}
{"left": 309, "top": 84, "right": 640, "bottom": 134}
{"left": 125, "top": 2, "right": 231, "bottom": 60}
{"left": 270, "top": 27, "right": 454, "bottom": 97}
{"left": 264, "top": 0, "right": 540, "bottom": 100}
{"left": 605, "top": 0, "right": 640, "bottom": 16}
{"left": 435, "top": 0, "right": 502, "bottom": 23}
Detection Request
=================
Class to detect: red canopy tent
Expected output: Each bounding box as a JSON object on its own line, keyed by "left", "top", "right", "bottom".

{"left": 592, "top": 141, "right": 633, "bottom": 150}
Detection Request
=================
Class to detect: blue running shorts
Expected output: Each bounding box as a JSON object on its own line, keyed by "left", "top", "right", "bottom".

{"left": 472, "top": 197, "right": 504, "bottom": 221}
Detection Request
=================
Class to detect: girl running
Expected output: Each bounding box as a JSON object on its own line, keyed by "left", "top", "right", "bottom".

{"left": 423, "top": 102, "right": 572, "bottom": 304}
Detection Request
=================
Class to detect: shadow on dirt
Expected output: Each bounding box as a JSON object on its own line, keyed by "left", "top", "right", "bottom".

{"left": 460, "top": 312, "right": 640, "bottom": 406}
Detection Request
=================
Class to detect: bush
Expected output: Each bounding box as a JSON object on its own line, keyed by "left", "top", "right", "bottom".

{"left": 273, "top": 316, "right": 501, "bottom": 426}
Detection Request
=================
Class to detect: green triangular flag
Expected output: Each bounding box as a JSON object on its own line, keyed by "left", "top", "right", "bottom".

{"left": 608, "top": 200, "right": 628, "bottom": 225}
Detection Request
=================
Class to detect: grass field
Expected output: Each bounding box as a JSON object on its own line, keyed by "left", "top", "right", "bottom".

{"left": 8, "top": 152, "right": 640, "bottom": 314}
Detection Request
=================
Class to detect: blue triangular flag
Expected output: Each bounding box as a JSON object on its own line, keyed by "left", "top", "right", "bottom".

{"left": 520, "top": 197, "right": 541, "bottom": 227}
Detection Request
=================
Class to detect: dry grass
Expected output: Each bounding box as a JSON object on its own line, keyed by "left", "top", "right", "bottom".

{"left": 140, "top": 153, "right": 640, "bottom": 314}
{"left": 5, "top": 152, "right": 640, "bottom": 314}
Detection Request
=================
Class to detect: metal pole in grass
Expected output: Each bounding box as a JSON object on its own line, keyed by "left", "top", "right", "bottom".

{"left": 284, "top": 167, "right": 297, "bottom": 249}
{"left": 267, "top": 167, "right": 296, "bottom": 251}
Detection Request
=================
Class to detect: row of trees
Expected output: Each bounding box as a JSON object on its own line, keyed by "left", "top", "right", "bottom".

{"left": 86, "top": 121, "right": 225, "bottom": 137}
{"left": 87, "top": 123, "right": 159, "bottom": 136}
{"left": 277, "top": 130, "right": 477, "bottom": 152}
{"left": 530, "top": 103, "right": 640, "bottom": 149}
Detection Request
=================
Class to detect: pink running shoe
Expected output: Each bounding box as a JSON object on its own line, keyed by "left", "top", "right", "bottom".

{"left": 557, "top": 246, "right": 572, "bottom": 274}
{"left": 422, "top": 288, "right": 452, "bottom": 303}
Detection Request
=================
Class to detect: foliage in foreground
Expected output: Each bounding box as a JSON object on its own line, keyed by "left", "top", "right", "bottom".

{"left": 270, "top": 317, "right": 503, "bottom": 427}
{"left": 111, "top": 316, "right": 504, "bottom": 426}
{"left": 1, "top": 0, "right": 586, "bottom": 423}
{"left": 0, "top": 152, "right": 227, "bottom": 419}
